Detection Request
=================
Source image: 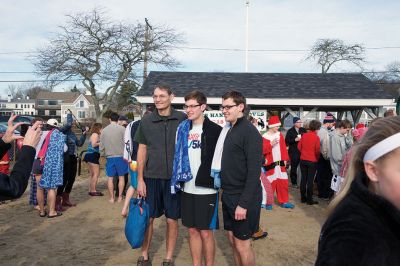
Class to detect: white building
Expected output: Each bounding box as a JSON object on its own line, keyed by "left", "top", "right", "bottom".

{"left": 60, "top": 91, "right": 102, "bottom": 123}
{"left": 0, "top": 95, "right": 35, "bottom": 116}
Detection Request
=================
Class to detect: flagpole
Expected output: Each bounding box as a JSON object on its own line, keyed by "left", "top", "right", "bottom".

{"left": 245, "top": 1, "right": 249, "bottom": 72}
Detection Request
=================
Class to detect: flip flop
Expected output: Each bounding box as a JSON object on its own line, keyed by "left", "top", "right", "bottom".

{"left": 47, "top": 212, "right": 63, "bottom": 218}
{"left": 88, "top": 191, "right": 104, "bottom": 196}
{"left": 39, "top": 211, "right": 47, "bottom": 218}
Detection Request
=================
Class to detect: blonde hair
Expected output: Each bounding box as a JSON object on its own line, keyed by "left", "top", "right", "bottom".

{"left": 329, "top": 116, "right": 400, "bottom": 212}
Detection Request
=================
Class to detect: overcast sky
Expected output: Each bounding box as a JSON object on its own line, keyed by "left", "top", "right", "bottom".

{"left": 1, "top": 0, "right": 399, "bottom": 93}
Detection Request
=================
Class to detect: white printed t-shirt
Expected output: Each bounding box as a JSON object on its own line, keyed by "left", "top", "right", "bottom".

{"left": 183, "top": 124, "right": 217, "bottom": 195}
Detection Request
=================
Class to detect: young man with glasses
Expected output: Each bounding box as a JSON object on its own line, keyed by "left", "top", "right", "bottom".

{"left": 219, "top": 90, "right": 262, "bottom": 266}
{"left": 171, "top": 90, "right": 222, "bottom": 266}
{"left": 134, "top": 84, "right": 186, "bottom": 266}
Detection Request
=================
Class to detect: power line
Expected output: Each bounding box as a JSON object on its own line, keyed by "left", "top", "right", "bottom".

{"left": 1, "top": 45, "right": 400, "bottom": 55}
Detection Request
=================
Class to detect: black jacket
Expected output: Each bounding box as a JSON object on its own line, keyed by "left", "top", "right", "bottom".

{"left": 138, "top": 109, "right": 186, "bottom": 180}
{"left": 193, "top": 116, "right": 222, "bottom": 188}
{"left": 316, "top": 173, "right": 400, "bottom": 265}
{"left": 0, "top": 139, "right": 36, "bottom": 200}
{"left": 285, "top": 126, "right": 307, "bottom": 154}
{"left": 221, "top": 117, "right": 262, "bottom": 209}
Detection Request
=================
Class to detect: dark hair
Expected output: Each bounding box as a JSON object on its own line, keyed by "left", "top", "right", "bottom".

{"left": 336, "top": 119, "right": 352, "bottom": 129}
{"left": 222, "top": 90, "right": 246, "bottom": 110}
{"left": 109, "top": 112, "right": 119, "bottom": 122}
{"left": 90, "top": 123, "right": 102, "bottom": 134}
{"left": 383, "top": 109, "right": 396, "bottom": 117}
{"left": 31, "top": 117, "right": 44, "bottom": 124}
{"left": 308, "top": 120, "right": 321, "bottom": 131}
{"left": 184, "top": 90, "right": 207, "bottom": 105}
{"left": 154, "top": 83, "right": 173, "bottom": 95}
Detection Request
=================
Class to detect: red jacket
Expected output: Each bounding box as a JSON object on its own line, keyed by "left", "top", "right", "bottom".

{"left": 297, "top": 131, "right": 320, "bottom": 162}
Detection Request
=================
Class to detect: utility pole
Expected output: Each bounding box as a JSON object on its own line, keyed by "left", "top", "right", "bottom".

{"left": 245, "top": 1, "right": 249, "bottom": 72}
{"left": 143, "top": 18, "right": 153, "bottom": 80}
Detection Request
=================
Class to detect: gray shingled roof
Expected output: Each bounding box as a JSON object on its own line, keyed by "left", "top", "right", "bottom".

{"left": 138, "top": 71, "right": 392, "bottom": 99}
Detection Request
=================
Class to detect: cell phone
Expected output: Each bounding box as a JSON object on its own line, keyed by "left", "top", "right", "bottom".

{"left": 20, "top": 124, "right": 29, "bottom": 137}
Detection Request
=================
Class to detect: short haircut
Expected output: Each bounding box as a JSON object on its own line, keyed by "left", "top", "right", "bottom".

{"left": 336, "top": 119, "right": 352, "bottom": 129}
{"left": 31, "top": 117, "right": 44, "bottom": 124}
{"left": 222, "top": 90, "right": 246, "bottom": 110}
{"left": 109, "top": 112, "right": 119, "bottom": 122}
{"left": 308, "top": 119, "right": 322, "bottom": 131}
{"left": 184, "top": 90, "right": 207, "bottom": 105}
{"left": 154, "top": 83, "right": 173, "bottom": 95}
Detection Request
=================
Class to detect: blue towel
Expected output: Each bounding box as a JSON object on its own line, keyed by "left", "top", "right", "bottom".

{"left": 171, "top": 119, "right": 193, "bottom": 194}
{"left": 39, "top": 130, "right": 66, "bottom": 189}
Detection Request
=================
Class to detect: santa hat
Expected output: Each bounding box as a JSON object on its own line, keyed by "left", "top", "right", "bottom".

{"left": 323, "top": 113, "right": 335, "bottom": 124}
{"left": 355, "top": 123, "right": 365, "bottom": 129}
{"left": 268, "top": 116, "right": 281, "bottom": 128}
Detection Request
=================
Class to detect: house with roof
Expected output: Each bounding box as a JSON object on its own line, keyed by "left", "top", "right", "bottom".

{"left": 0, "top": 95, "right": 36, "bottom": 116}
{"left": 60, "top": 91, "right": 103, "bottom": 124}
{"left": 136, "top": 71, "right": 394, "bottom": 126}
{"left": 36, "top": 91, "right": 80, "bottom": 119}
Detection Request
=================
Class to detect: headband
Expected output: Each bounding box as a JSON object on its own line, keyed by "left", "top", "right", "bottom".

{"left": 363, "top": 132, "right": 400, "bottom": 162}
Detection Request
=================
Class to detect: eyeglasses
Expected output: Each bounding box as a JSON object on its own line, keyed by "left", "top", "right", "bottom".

{"left": 152, "top": 95, "right": 168, "bottom": 100}
{"left": 183, "top": 104, "right": 201, "bottom": 110}
{"left": 219, "top": 104, "right": 238, "bottom": 111}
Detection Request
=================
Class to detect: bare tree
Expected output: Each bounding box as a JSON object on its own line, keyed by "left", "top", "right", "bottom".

{"left": 33, "top": 8, "right": 183, "bottom": 121}
{"left": 306, "top": 39, "right": 365, "bottom": 73}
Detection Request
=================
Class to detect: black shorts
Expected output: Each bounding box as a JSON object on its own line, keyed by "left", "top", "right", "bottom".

{"left": 181, "top": 192, "right": 219, "bottom": 230}
{"left": 222, "top": 192, "right": 261, "bottom": 240}
{"left": 144, "top": 178, "right": 181, "bottom": 219}
{"left": 32, "top": 159, "right": 43, "bottom": 175}
{"left": 83, "top": 152, "right": 100, "bottom": 165}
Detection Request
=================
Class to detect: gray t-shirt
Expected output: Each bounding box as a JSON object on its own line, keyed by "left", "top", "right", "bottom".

{"left": 100, "top": 123, "right": 126, "bottom": 158}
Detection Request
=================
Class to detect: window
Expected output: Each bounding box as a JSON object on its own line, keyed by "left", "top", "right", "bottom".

{"left": 15, "top": 104, "right": 18, "bottom": 108}
{"left": 31, "top": 112, "right": 34, "bottom": 115}
{"left": 48, "top": 100, "right": 58, "bottom": 105}
{"left": 38, "top": 100, "right": 45, "bottom": 105}
{"left": 49, "top": 110, "right": 57, "bottom": 116}
{"left": 24, "top": 104, "right": 26, "bottom": 108}
{"left": 38, "top": 110, "right": 45, "bottom": 116}
{"left": 76, "top": 100, "right": 84, "bottom": 108}
{"left": 78, "top": 111, "right": 86, "bottom": 119}
{"left": 32, "top": 105, "right": 34, "bottom": 108}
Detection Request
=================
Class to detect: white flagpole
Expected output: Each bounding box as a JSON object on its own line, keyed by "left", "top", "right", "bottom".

{"left": 245, "top": 0, "right": 250, "bottom": 72}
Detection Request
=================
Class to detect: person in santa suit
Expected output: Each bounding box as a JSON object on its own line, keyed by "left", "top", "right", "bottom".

{"left": 262, "top": 116, "right": 295, "bottom": 209}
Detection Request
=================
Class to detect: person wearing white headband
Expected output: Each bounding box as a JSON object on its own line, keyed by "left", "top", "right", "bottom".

{"left": 316, "top": 116, "right": 400, "bottom": 265}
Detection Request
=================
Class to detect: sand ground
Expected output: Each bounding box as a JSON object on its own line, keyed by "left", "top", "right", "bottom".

{"left": 0, "top": 165, "right": 328, "bottom": 266}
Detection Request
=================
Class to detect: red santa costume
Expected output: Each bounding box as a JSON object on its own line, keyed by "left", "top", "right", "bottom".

{"left": 261, "top": 139, "right": 274, "bottom": 208}
{"left": 262, "top": 116, "right": 294, "bottom": 208}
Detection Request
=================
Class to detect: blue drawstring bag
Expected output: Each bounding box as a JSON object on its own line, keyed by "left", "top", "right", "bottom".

{"left": 125, "top": 197, "right": 149, "bottom": 249}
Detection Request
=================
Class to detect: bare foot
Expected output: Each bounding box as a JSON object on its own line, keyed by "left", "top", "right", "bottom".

{"left": 117, "top": 197, "right": 123, "bottom": 203}
{"left": 109, "top": 198, "right": 115, "bottom": 203}
{"left": 34, "top": 205, "right": 40, "bottom": 211}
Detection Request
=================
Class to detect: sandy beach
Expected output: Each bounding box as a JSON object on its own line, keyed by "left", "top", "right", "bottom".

{"left": 0, "top": 164, "right": 327, "bottom": 266}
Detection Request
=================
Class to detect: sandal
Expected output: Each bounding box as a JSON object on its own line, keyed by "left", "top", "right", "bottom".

{"left": 88, "top": 191, "right": 104, "bottom": 196}
{"left": 47, "top": 212, "right": 63, "bottom": 218}
{"left": 39, "top": 211, "right": 47, "bottom": 218}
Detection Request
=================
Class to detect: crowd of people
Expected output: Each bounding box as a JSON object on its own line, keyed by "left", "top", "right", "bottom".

{"left": 0, "top": 84, "right": 399, "bottom": 265}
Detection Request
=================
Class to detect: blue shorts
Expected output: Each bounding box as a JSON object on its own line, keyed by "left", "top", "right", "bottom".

{"left": 144, "top": 178, "right": 181, "bottom": 219}
{"left": 106, "top": 157, "right": 128, "bottom": 177}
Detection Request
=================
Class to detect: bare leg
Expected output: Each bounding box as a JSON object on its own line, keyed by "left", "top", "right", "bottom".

{"left": 92, "top": 164, "right": 100, "bottom": 192}
{"left": 200, "top": 230, "right": 215, "bottom": 266}
{"left": 107, "top": 177, "right": 114, "bottom": 203}
{"left": 141, "top": 218, "right": 154, "bottom": 260}
{"left": 47, "top": 189, "right": 57, "bottom": 216}
{"left": 166, "top": 218, "right": 178, "bottom": 260}
{"left": 188, "top": 228, "right": 203, "bottom": 266}
{"left": 227, "top": 231, "right": 242, "bottom": 266}
{"left": 233, "top": 236, "right": 255, "bottom": 266}
{"left": 117, "top": 176, "right": 125, "bottom": 202}
{"left": 35, "top": 175, "right": 45, "bottom": 215}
